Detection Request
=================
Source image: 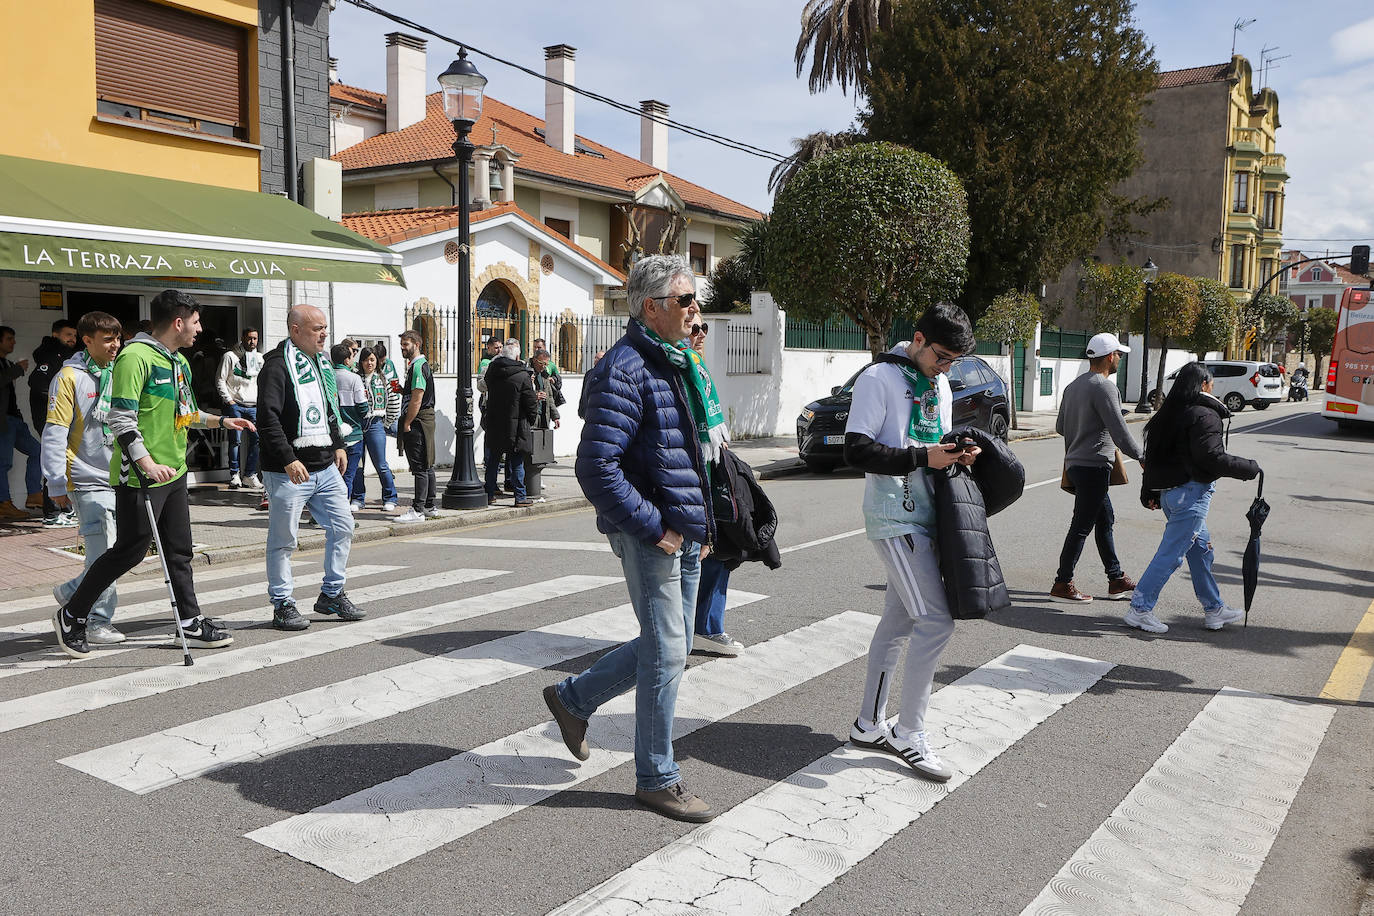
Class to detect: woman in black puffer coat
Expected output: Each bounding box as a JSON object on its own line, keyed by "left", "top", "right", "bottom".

{"left": 1124, "top": 362, "right": 1260, "bottom": 634}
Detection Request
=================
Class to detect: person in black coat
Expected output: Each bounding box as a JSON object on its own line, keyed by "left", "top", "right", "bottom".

{"left": 482, "top": 340, "right": 537, "bottom": 507}
{"left": 1124, "top": 361, "right": 1261, "bottom": 635}
{"left": 29, "top": 319, "right": 78, "bottom": 520}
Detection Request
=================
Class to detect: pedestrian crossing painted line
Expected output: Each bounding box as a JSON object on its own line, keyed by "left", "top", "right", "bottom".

{"left": 64, "top": 590, "right": 769, "bottom": 794}
{"left": 0, "top": 565, "right": 405, "bottom": 646}
{"left": 0, "top": 565, "right": 479, "bottom": 681}
{"left": 1019, "top": 688, "right": 1334, "bottom": 916}
{"left": 0, "top": 571, "right": 625, "bottom": 734}
{"left": 245, "top": 610, "right": 881, "bottom": 883}
{"left": 548, "top": 644, "right": 1113, "bottom": 916}
{"left": 420, "top": 537, "right": 613, "bottom": 552}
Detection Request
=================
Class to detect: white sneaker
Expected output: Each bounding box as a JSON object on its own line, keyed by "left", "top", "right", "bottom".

{"left": 692, "top": 632, "right": 743, "bottom": 656}
{"left": 1203, "top": 605, "right": 1244, "bottom": 630}
{"left": 228, "top": 473, "right": 242, "bottom": 489}
{"left": 848, "top": 717, "right": 889, "bottom": 751}
{"left": 424, "top": 506, "right": 441, "bottom": 519}
{"left": 86, "top": 623, "right": 127, "bottom": 645}
{"left": 1123, "top": 608, "right": 1169, "bottom": 633}
{"left": 350, "top": 503, "right": 362, "bottom": 515}
{"left": 882, "top": 726, "right": 952, "bottom": 782}
{"left": 245, "top": 474, "right": 263, "bottom": 490}
{"left": 383, "top": 501, "right": 398, "bottom": 512}
{"left": 395, "top": 508, "right": 426, "bottom": 524}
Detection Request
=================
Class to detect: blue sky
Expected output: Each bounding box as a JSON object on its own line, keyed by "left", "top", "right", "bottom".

{"left": 328, "top": 1, "right": 1373, "bottom": 258}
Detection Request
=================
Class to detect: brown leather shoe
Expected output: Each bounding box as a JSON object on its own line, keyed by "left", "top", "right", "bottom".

{"left": 1107, "top": 575, "right": 1137, "bottom": 599}
{"left": 1050, "top": 581, "right": 1094, "bottom": 603}
{"left": 635, "top": 781, "right": 716, "bottom": 823}
{"left": 0, "top": 500, "right": 30, "bottom": 520}
{"left": 24, "top": 491, "right": 43, "bottom": 509}
{"left": 543, "top": 684, "right": 589, "bottom": 761}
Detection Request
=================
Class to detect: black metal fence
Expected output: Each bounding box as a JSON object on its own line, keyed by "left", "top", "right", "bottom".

{"left": 402, "top": 304, "right": 629, "bottom": 375}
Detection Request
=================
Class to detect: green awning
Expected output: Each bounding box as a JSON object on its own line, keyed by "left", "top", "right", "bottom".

{"left": 0, "top": 154, "right": 404, "bottom": 286}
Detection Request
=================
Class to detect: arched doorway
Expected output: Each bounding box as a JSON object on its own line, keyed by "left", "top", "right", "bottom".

{"left": 476, "top": 279, "right": 526, "bottom": 363}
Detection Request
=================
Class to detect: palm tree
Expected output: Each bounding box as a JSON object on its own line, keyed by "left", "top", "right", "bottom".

{"left": 767, "top": 129, "right": 860, "bottom": 195}
{"left": 793, "top": 0, "right": 895, "bottom": 95}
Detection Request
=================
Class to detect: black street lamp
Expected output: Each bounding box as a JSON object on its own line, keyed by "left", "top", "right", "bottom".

{"left": 438, "top": 49, "right": 490, "bottom": 510}
{"left": 1134, "top": 258, "right": 1159, "bottom": 414}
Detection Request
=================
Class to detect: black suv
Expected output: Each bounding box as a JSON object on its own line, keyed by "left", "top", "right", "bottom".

{"left": 795, "top": 355, "right": 1011, "bottom": 473}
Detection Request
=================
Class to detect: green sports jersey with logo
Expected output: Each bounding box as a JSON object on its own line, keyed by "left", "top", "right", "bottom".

{"left": 108, "top": 342, "right": 197, "bottom": 487}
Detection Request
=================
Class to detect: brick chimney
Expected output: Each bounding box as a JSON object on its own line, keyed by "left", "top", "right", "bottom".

{"left": 640, "top": 100, "right": 669, "bottom": 170}
{"left": 385, "top": 32, "right": 427, "bottom": 133}
{"left": 544, "top": 44, "right": 576, "bottom": 155}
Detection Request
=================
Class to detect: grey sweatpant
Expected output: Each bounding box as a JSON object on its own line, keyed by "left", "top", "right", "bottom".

{"left": 859, "top": 532, "right": 956, "bottom": 737}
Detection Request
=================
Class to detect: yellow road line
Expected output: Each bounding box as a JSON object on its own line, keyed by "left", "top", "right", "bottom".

{"left": 1319, "top": 596, "right": 1374, "bottom": 703}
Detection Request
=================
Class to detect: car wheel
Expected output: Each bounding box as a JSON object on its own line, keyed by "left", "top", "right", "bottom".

{"left": 990, "top": 412, "right": 1009, "bottom": 441}
{"left": 1223, "top": 392, "right": 1246, "bottom": 413}
{"left": 1252, "top": 401, "right": 1270, "bottom": 411}
{"left": 803, "top": 458, "right": 837, "bottom": 474}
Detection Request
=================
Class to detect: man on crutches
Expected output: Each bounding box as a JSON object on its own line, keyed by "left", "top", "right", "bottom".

{"left": 52, "top": 290, "right": 255, "bottom": 660}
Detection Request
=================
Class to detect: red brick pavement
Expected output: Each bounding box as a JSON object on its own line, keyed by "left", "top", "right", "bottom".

{"left": 0, "top": 516, "right": 86, "bottom": 591}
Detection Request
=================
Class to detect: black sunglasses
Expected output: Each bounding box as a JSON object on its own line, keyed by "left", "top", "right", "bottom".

{"left": 690, "top": 324, "right": 708, "bottom": 336}
{"left": 650, "top": 292, "right": 697, "bottom": 309}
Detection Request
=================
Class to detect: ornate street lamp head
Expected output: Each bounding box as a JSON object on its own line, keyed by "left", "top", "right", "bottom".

{"left": 1142, "top": 258, "right": 1159, "bottom": 285}
{"left": 438, "top": 48, "right": 487, "bottom": 126}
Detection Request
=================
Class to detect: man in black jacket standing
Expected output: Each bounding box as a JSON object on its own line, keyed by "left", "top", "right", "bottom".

{"left": 481, "top": 339, "right": 537, "bottom": 508}
{"left": 257, "top": 304, "right": 365, "bottom": 631}
{"left": 29, "top": 318, "right": 78, "bottom": 523}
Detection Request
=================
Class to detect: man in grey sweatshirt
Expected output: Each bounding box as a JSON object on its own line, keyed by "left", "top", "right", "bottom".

{"left": 1051, "top": 332, "right": 1144, "bottom": 603}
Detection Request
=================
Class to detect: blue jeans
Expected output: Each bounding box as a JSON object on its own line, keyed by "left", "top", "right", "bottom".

{"left": 1130, "top": 480, "right": 1224, "bottom": 615}
{"left": 225, "top": 404, "right": 259, "bottom": 477}
{"left": 54, "top": 489, "right": 118, "bottom": 626}
{"left": 350, "top": 419, "right": 398, "bottom": 505}
{"left": 694, "top": 555, "right": 730, "bottom": 636}
{"left": 485, "top": 446, "right": 526, "bottom": 501}
{"left": 0, "top": 419, "right": 42, "bottom": 502}
{"left": 342, "top": 440, "right": 365, "bottom": 501}
{"left": 263, "top": 465, "right": 353, "bottom": 605}
{"left": 557, "top": 530, "right": 702, "bottom": 791}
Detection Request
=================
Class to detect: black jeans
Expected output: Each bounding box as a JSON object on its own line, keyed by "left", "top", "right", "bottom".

{"left": 64, "top": 475, "right": 202, "bottom": 624}
{"left": 1055, "top": 464, "right": 1124, "bottom": 584}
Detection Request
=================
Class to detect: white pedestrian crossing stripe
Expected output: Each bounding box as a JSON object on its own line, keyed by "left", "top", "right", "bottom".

{"left": 245, "top": 610, "right": 881, "bottom": 883}
{"left": 63, "top": 590, "right": 769, "bottom": 794}
{"left": 1019, "top": 688, "right": 1334, "bottom": 916}
{"left": 419, "top": 537, "right": 613, "bottom": 552}
{"left": 0, "top": 571, "right": 626, "bottom": 734}
{"left": 0, "top": 564, "right": 474, "bottom": 681}
{"left": 548, "top": 644, "right": 1114, "bottom": 916}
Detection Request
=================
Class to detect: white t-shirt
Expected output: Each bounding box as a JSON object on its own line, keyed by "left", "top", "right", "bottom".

{"left": 844, "top": 347, "right": 953, "bottom": 540}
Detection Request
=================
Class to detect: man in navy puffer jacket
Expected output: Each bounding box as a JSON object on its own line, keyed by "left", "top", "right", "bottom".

{"left": 542, "top": 254, "right": 718, "bottom": 823}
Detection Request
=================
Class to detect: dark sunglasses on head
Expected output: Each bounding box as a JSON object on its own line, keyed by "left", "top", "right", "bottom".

{"left": 650, "top": 292, "right": 697, "bottom": 309}
{"left": 690, "top": 324, "right": 708, "bottom": 336}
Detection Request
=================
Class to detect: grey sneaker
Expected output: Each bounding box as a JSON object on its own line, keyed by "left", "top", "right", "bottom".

{"left": 1203, "top": 605, "right": 1244, "bottom": 630}
{"left": 692, "top": 632, "right": 743, "bottom": 656}
{"left": 86, "top": 623, "right": 127, "bottom": 645}
{"left": 1123, "top": 607, "right": 1169, "bottom": 634}
{"left": 543, "top": 684, "right": 589, "bottom": 761}
{"left": 314, "top": 591, "right": 366, "bottom": 621}
{"left": 634, "top": 781, "right": 716, "bottom": 823}
{"left": 272, "top": 600, "right": 310, "bottom": 631}
{"left": 881, "top": 727, "right": 952, "bottom": 782}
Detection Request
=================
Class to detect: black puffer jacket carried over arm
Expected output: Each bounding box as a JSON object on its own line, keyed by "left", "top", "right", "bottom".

{"left": 709, "top": 448, "right": 782, "bottom": 572}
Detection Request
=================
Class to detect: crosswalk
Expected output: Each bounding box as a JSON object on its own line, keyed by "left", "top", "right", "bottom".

{"left": 0, "top": 543, "right": 1339, "bottom": 911}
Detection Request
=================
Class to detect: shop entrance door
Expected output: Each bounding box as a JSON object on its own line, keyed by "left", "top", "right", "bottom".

{"left": 67, "top": 291, "right": 141, "bottom": 338}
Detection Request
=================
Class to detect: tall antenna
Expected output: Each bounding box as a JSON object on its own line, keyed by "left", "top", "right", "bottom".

{"left": 1260, "top": 45, "right": 1291, "bottom": 89}
{"left": 1232, "top": 17, "right": 1257, "bottom": 56}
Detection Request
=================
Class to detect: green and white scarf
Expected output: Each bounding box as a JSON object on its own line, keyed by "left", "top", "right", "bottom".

{"left": 285, "top": 341, "right": 342, "bottom": 447}
{"left": 81, "top": 350, "right": 114, "bottom": 446}
{"left": 642, "top": 321, "right": 729, "bottom": 465}
{"left": 364, "top": 372, "right": 387, "bottom": 417}
{"left": 895, "top": 363, "right": 945, "bottom": 445}
{"left": 133, "top": 334, "right": 199, "bottom": 431}
{"left": 232, "top": 347, "right": 263, "bottom": 379}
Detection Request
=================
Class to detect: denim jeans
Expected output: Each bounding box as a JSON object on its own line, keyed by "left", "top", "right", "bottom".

{"left": 342, "top": 440, "right": 366, "bottom": 501}
{"left": 224, "top": 404, "right": 259, "bottom": 477}
{"left": 1056, "top": 464, "right": 1124, "bottom": 583}
{"left": 350, "top": 418, "right": 398, "bottom": 505}
{"left": 0, "top": 419, "right": 42, "bottom": 502}
{"left": 263, "top": 465, "right": 353, "bottom": 605}
{"left": 557, "top": 530, "right": 702, "bottom": 791}
{"left": 484, "top": 447, "right": 526, "bottom": 501}
{"left": 1129, "top": 480, "right": 1224, "bottom": 615}
{"left": 694, "top": 554, "right": 730, "bottom": 636}
{"left": 54, "top": 489, "right": 118, "bottom": 626}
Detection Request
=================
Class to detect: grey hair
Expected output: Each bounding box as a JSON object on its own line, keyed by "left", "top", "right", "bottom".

{"left": 501, "top": 340, "right": 521, "bottom": 360}
{"left": 627, "top": 254, "right": 694, "bottom": 319}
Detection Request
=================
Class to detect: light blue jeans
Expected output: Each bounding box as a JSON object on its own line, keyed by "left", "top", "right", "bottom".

{"left": 54, "top": 489, "right": 118, "bottom": 626}
{"left": 1130, "top": 480, "right": 1225, "bottom": 615}
{"left": 557, "top": 529, "right": 702, "bottom": 791}
{"left": 264, "top": 465, "right": 353, "bottom": 605}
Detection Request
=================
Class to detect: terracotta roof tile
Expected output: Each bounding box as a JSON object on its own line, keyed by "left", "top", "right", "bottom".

{"left": 341, "top": 201, "right": 626, "bottom": 281}
{"left": 1157, "top": 63, "right": 1232, "bottom": 90}
{"left": 330, "top": 82, "right": 386, "bottom": 112}
{"left": 332, "top": 92, "right": 762, "bottom": 222}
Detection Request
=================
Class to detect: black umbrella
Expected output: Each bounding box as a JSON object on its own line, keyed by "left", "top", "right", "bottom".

{"left": 1242, "top": 470, "right": 1270, "bottom": 627}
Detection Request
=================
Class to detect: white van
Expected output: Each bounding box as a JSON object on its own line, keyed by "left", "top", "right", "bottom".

{"left": 1153, "top": 360, "right": 1284, "bottom": 412}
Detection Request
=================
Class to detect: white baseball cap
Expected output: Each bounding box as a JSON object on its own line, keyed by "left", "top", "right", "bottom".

{"left": 1085, "top": 332, "right": 1130, "bottom": 357}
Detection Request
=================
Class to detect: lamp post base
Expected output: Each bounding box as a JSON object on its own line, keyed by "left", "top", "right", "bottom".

{"left": 1133, "top": 398, "right": 1153, "bottom": 414}
{"left": 442, "top": 476, "right": 489, "bottom": 510}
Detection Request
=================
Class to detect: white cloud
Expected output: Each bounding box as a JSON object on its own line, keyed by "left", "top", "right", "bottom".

{"left": 1331, "top": 17, "right": 1374, "bottom": 63}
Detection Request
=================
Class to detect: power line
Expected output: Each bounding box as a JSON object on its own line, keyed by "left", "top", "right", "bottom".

{"left": 338, "top": 0, "right": 790, "bottom": 164}
{"left": 1280, "top": 237, "right": 1372, "bottom": 242}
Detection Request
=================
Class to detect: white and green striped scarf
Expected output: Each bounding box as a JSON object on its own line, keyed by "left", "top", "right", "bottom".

{"left": 285, "top": 341, "right": 337, "bottom": 447}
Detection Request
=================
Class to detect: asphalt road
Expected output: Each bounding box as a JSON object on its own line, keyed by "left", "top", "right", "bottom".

{"left": 1, "top": 398, "right": 1370, "bottom": 915}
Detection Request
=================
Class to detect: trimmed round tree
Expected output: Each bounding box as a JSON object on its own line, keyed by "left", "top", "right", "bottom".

{"left": 765, "top": 142, "right": 971, "bottom": 357}
{"left": 1187, "top": 278, "right": 1239, "bottom": 359}
{"left": 975, "top": 290, "right": 1041, "bottom": 429}
{"left": 1077, "top": 260, "right": 1143, "bottom": 334}
{"left": 1244, "top": 291, "right": 1301, "bottom": 358}
{"left": 1308, "top": 306, "right": 1339, "bottom": 380}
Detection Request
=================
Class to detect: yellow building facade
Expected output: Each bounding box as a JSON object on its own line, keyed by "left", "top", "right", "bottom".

{"left": 1221, "top": 59, "right": 1287, "bottom": 296}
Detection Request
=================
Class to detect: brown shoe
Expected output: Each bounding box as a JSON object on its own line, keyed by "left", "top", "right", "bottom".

{"left": 635, "top": 781, "right": 716, "bottom": 823}
{"left": 0, "top": 500, "right": 29, "bottom": 520}
{"left": 1107, "top": 576, "right": 1137, "bottom": 599}
{"left": 24, "top": 491, "right": 43, "bottom": 509}
{"left": 1050, "top": 581, "right": 1094, "bottom": 603}
{"left": 515, "top": 499, "right": 534, "bottom": 508}
{"left": 543, "top": 684, "right": 589, "bottom": 761}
